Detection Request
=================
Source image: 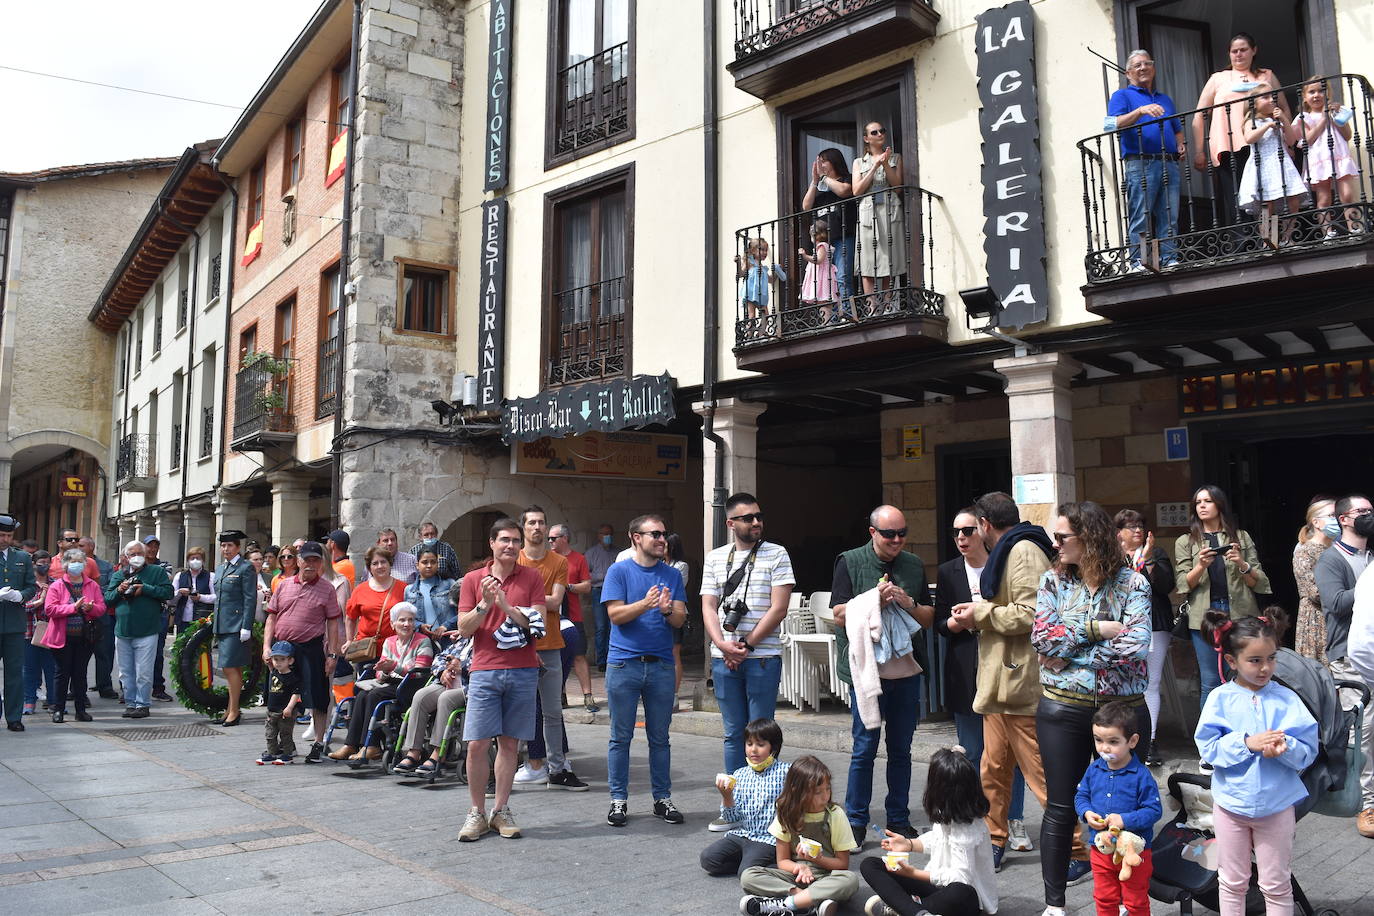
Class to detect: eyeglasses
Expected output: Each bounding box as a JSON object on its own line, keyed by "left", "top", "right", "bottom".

{"left": 874, "top": 528, "right": 908, "bottom": 540}
{"left": 729, "top": 512, "right": 763, "bottom": 523}
{"left": 60, "top": 537, "right": 79, "bottom": 542}
{"left": 1346, "top": 507, "right": 1373, "bottom": 517}
{"left": 636, "top": 530, "right": 667, "bottom": 539}
{"left": 1130, "top": 61, "right": 1155, "bottom": 70}
{"left": 1052, "top": 532, "right": 1079, "bottom": 546}
{"left": 951, "top": 526, "right": 977, "bottom": 538}
{"left": 279, "top": 554, "right": 295, "bottom": 560}
{"left": 867, "top": 127, "right": 886, "bottom": 135}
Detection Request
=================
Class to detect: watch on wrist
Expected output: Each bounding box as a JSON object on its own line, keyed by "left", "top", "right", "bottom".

{"left": 743, "top": 641, "right": 756, "bottom": 653}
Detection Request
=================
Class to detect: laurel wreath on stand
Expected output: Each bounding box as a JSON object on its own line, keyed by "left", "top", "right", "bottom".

{"left": 168, "top": 616, "right": 265, "bottom": 719}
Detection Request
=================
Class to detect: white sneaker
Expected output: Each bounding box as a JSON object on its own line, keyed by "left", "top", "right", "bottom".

{"left": 864, "top": 896, "right": 898, "bottom": 916}
{"left": 513, "top": 763, "right": 548, "bottom": 785}
{"left": 1041, "top": 908, "right": 1066, "bottom": 916}
{"left": 709, "top": 814, "right": 744, "bottom": 832}
{"left": 458, "top": 806, "right": 490, "bottom": 842}
{"left": 1008, "top": 818, "right": 1034, "bottom": 851}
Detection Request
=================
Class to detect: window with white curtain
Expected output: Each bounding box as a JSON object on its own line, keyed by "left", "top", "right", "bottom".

{"left": 550, "top": 0, "right": 633, "bottom": 163}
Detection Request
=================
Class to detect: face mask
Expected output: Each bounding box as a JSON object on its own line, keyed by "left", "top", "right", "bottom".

{"left": 188, "top": 559, "right": 204, "bottom": 571}
{"left": 66, "top": 562, "right": 85, "bottom": 577}
{"left": 602, "top": 535, "right": 613, "bottom": 546}
{"left": 422, "top": 538, "right": 438, "bottom": 548}
{"left": 1321, "top": 517, "right": 1342, "bottom": 539}
{"left": 748, "top": 755, "right": 776, "bottom": 772}
{"left": 128, "top": 556, "right": 146, "bottom": 569}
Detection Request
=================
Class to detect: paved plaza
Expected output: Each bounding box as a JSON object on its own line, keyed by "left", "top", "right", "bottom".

{"left": 0, "top": 691, "right": 1370, "bottom": 915}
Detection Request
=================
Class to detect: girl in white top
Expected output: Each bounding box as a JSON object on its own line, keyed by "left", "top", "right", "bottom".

{"left": 862, "top": 747, "right": 997, "bottom": 915}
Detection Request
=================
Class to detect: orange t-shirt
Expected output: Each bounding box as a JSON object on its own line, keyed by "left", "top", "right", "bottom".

{"left": 333, "top": 557, "right": 356, "bottom": 586}
{"left": 344, "top": 578, "right": 404, "bottom": 642}
{"left": 518, "top": 548, "right": 568, "bottom": 650}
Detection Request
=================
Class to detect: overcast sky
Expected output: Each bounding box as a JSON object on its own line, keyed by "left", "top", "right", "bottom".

{"left": 0, "top": 0, "right": 326, "bottom": 172}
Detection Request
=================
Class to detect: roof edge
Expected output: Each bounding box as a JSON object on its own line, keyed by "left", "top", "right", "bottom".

{"left": 0, "top": 156, "right": 179, "bottom": 184}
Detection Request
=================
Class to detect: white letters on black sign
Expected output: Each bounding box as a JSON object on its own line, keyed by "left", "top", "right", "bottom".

{"left": 975, "top": 1, "right": 1048, "bottom": 328}
{"left": 478, "top": 199, "right": 507, "bottom": 409}
{"left": 484, "top": 0, "right": 513, "bottom": 190}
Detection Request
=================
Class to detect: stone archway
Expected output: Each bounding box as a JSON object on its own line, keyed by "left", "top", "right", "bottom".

{"left": 422, "top": 479, "right": 569, "bottom": 571}
{"left": 3, "top": 430, "right": 109, "bottom": 544}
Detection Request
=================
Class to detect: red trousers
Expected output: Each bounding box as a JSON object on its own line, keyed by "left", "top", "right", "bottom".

{"left": 1090, "top": 846, "right": 1152, "bottom": 916}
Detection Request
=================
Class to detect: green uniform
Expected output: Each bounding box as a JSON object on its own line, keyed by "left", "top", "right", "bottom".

{"left": 0, "top": 548, "right": 37, "bottom": 723}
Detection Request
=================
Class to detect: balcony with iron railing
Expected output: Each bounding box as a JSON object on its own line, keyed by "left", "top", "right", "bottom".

{"left": 1078, "top": 73, "right": 1374, "bottom": 319}
{"left": 729, "top": 0, "right": 939, "bottom": 99}
{"left": 733, "top": 184, "right": 946, "bottom": 372}
{"left": 177, "top": 289, "right": 189, "bottom": 329}
{"left": 115, "top": 433, "right": 156, "bottom": 491}
{"left": 169, "top": 423, "right": 182, "bottom": 471}
{"left": 317, "top": 337, "right": 339, "bottom": 419}
{"left": 209, "top": 253, "right": 222, "bottom": 302}
{"left": 547, "top": 277, "right": 626, "bottom": 386}
{"left": 231, "top": 360, "right": 296, "bottom": 451}
{"left": 200, "top": 406, "right": 215, "bottom": 458}
{"left": 553, "top": 43, "right": 630, "bottom": 162}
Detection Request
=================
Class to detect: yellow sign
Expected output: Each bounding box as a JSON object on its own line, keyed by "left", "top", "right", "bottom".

{"left": 511, "top": 431, "right": 687, "bottom": 482}
{"left": 60, "top": 475, "right": 88, "bottom": 500}
{"left": 902, "top": 425, "right": 924, "bottom": 460}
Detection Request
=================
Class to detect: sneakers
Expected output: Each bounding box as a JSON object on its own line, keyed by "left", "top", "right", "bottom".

{"left": 1066, "top": 858, "right": 1093, "bottom": 885}
{"left": 489, "top": 806, "right": 521, "bottom": 838}
{"left": 130, "top": 707, "right": 150, "bottom": 718}
{"left": 274, "top": 754, "right": 293, "bottom": 765}
{"left": 740, "top": 896, "right": 795, "bottom": 915}
{"left": 256, "top": 753, "right": 275, "bottom": 765}
{"left": 709, "top": 814, "right": 744, "bottom": 832}
{"left": 583, "top": 693, "right": 599, "bottom": 713}
{"left": 864, "top": 897, "right": 898, "bottom": 916}
{"left": 548, "top": 769, "right": 589, "bottom": 791}
{"left": 992, "top": 843, "right": 1005, "bottom": 872}
{"left": 607, "top": 799, "right": 629, "bottom": 827}
{"left": 1008, "top": 818, "right": 1033, "bottom": 851}
{"left": 1146, "top": 750, "right": 1165, "bottom": 767}
{"left": 1041, "top": 908, "right": 1067, "bottom": 916}
{"left": 513, "top": 763, "right": 548, "bottom": 785}
{"left": 1199, "top": 760, "right": 1214, "bottom": 773}
{"left": 886, "top": 823, "right": 920, "bottom": 839}
{"left": 304, "top": 742, "right": 325, "bottom": 763}
{"left": 653, "top": 797, "right": 684, "bottom": 824}
{"left": 152, "top": 690, "right": 173, "bottom": 702}
{"left": 1358, "top": 807, "right": 1374, "bottom": 838}
{"left": 459, "top": 806, "right": 491, "bottom": 842}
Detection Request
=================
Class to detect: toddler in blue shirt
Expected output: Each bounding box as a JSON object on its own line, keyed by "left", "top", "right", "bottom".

{"left": 701, "top": 718, "right": 791, "bottom": 877}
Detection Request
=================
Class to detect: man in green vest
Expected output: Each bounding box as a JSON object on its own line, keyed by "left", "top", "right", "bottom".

{"left": 831, "top": 505, "right": 932, "bottom": 839}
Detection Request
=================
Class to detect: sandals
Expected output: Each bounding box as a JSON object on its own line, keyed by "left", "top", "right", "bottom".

{"left": 394, "top": 754, "right": 423, "bottom": 774}
{"left": 415, "top": 759, "right": 438, "bottom": 775}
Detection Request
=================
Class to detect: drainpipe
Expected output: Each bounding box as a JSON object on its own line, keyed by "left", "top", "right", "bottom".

{"left": 208, "top": 166, "right": 239, "bottom": 506}
{"left": 160, "top": 209, "right": 201, "bottom": 561}
{"left": 330, "top": 0, "right": 363, "bottom": 530}
{"left": 702, "top": 0, "right": 726, "bottom": 550}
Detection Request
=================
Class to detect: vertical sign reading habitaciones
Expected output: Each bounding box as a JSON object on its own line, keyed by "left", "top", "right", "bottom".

{"left": 974, "top": 1, "right": 1048, "bottom": 329}
{"left": 478, "top": 199, "right": 508, "bottom": 410}
{"left": 484, "top": 0, "right": 513, "bottom": 190}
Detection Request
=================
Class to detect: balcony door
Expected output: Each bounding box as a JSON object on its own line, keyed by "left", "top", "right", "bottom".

{"left": 549, "top": 0, "right": 634, "bottom": 165}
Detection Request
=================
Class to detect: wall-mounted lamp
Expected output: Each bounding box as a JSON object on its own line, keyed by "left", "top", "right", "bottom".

{"left": 958, "top": 286, "right": 1039, "bottom": 357}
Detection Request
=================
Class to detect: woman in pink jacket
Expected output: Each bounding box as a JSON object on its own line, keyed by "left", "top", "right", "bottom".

{"left": 42, "top": 548, "right": 107, "bottom": 723}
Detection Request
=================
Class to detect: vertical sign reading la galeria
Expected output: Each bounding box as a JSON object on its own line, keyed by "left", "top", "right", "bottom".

{"left": 484, "top": 0, "right": 513, "bottom": 191}
{"left": 974, "top": 1, "right": 1048, "bottom": 329}
{"left": 477, "top": 199, "right": 508, "bottom": 410}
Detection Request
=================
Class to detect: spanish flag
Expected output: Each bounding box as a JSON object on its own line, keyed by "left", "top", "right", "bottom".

{"left": 326, "top": 128, "right": 348, "bottom": 188}
{"left": 240, "top": 219, "right": 263, "bottom": 266}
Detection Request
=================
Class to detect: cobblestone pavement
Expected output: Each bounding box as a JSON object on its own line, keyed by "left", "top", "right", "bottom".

{"left": 0, "top": 692, "right": 1368, "bottom": 915}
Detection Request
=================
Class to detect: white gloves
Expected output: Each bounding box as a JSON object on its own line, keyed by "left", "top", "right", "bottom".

{"left": 240, "top": 629, "right": 252, "bottom": 642}
{"left": 0, "top": 586, "right": 21, "bottom": 603}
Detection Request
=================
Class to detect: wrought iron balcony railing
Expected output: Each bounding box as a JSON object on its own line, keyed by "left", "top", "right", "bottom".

{"left": 200, "top": 406, "right": 214, "bottom": 458}
{"left": 317, "top": 337, "right": 339, "bottom": 419}
{"left": 554, "top": 43, "right": 630, "bottom": 159}
{"left": 233, "top": 361, "right": 296, "bottom": 444}
{"left": 547, "top": 277, "right": 626, "bottom": 386}
{"left": 733, "top": 0, "right": 935, "bottom": 61}
{"left": 115, "top": 433, "right": 156, "bottom": 486}
{"left": 169, "top": 423, "right": 182, "bottom": 471}
{"left": 209, "top": 253, "right": 222, "bottom": 301}
{"left": 734, "top": 184, "right": 944, "bottom": 349}
{"left": 1078, "top": 73, "right": 1374, "bottom": 282}
{"left": 178, "top": 289, "right": 189, "bottom": 329}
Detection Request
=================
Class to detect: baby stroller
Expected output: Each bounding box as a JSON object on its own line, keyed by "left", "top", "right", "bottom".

{"left": 1149, "top": 649, "right": 1369, "bottom": 916}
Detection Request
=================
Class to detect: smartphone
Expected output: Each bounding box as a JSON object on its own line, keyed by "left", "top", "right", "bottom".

{"left": 1208, "top": 544, "right": 1236, "bottom": 556}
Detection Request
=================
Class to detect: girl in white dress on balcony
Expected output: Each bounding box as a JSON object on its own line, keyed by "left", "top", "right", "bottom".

{"left": 798, "top": 218, "right": 840, "bottom": 326}
{"left": 1297, "top": 77, "right": 1363, "bottom": 238}
{"left": 1237, "top": 92, "right": 1309, "bottom": 242}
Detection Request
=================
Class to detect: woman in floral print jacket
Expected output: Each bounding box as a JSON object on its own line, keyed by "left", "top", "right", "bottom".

{"left": 1031, "top": 500, "right": 1152, "bottom": 916}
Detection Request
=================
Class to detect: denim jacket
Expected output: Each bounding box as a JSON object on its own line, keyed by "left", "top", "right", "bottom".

{"left": 405, "top": 575, "right": 456, "bottom": 630}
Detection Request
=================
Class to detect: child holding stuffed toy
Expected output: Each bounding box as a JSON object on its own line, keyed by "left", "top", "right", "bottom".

{"left": 1074, "top": 701, "right": 1163, "bottom": 916}
{"left": 1196, "top": 608, "right": 1318, "bottom": 916}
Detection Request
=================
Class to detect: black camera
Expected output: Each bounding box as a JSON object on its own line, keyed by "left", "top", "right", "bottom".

{"left": 721, "top": 599, "right": 748, "bottom": 632}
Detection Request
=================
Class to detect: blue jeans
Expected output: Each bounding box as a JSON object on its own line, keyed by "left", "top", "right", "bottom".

{"left": 846, "top": 675, "right": 921, "bottom": 829}
{"left": 833, "top": 235, "right": 856, "bottom": 305}
{"left": 591, "top": 587, "right": 610, "bottom": 666}
{"left": 94, "top": 613, "right": 116, "bottom": 691}
{"left": 1124, "top": 157, "right": 1180, "bottom": 266}
{"left": 116, "top": 633, "right": 159, "bottom": 708}
{"left": 711, "top": 655, "right": 783, "bottom": 772}
{"left": 606, "top": 655, "right": 675, "bottom": 801}
{"left": 153, "top": 611, "right": 169, "bottom": 692}
{"left": 1192, "top": 629, "right": 1231, "bottom": 709}
{"left": 23, "top": 642, "right": 56, "bottom": 705}
{"left": 954, "top": 711, "right": 1025, "bottom": 821}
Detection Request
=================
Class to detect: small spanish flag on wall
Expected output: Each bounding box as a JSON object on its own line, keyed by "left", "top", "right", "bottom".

{"left": 326, "top": 128, "right": 348, "bottom": 188}
{"left": 241, "top": 219, "right": 264, "bottom": 267}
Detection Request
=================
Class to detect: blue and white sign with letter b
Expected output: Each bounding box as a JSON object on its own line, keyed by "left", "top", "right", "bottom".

{"left": 1164, "top": 427, "right": 1189, "bottom": 462}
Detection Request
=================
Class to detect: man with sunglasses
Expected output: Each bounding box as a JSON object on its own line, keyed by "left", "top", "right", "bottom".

{"left": 700, "top": 493, "right": 794, "bottom": 814}
{"left": 831, "top": 504, "right": 933, "bottom": 840}
{"left": 602, "top": 514, "right": 688, "bottom": 828}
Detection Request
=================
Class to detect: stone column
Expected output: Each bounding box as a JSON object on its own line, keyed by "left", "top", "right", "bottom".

{"left": 133, "top": 513, "right": 155, "bottom": 544}
{"left": 182, "top": 503, "right": 214, "bottom": 556}
{"left": 693, "top": 398, "right": 766, "bottom": 551}
{"left": 0, "top": 456, "right": 11, "bottom": 514}
{"left": 153, "top": 507, "right": 184, "bottom": 560}
{"left": 267, "top": 473, "right": 312, "bottom": 549}
{"left": 212, "top": 489, "right": 250, "bottom": 571}
{"left": 994, "top": 352, "right": 1081, "bottom": 529}
{"left": 117, "top": 517, "right": 137, "bottom": 552}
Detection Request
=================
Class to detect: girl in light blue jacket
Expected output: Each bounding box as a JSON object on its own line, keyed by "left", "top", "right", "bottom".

{"left": 1195, "top": 607, "right": 1318, "bottom": 916}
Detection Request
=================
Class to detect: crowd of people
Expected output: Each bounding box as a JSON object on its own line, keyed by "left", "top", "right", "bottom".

{"left": 2, "top": 479, "right": 1372, "bottom": 916}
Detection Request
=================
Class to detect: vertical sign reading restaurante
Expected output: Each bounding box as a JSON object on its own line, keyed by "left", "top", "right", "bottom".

{"left": 484, "top": 0, "right": 513, "bottom": 190}
{"left": 974, "top": 1, "right": 1048, "bottom": 329}
{"left": 478, "top": 199, "right": 508, "bottom": 410}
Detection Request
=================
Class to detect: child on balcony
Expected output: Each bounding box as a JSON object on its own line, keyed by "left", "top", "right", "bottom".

{"left": 1237, "top": 92, "right": 1310, "bottom": 244}
{"left": 799, "top": 218, "right": 840, "bottom": 327}
{"left": 737, "top": 236, "right": 780, "bottom": 337}
{"left": 1297, "top": 77, "right": 1362, "bottom": 238}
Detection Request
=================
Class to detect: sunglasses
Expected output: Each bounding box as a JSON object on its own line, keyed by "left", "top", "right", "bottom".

{"left": 636, "top": 530, "right": 667, "bottom": 539}
{"left": 60, "top": 536, "right": 79, "bottom": 542}
{"left": 874, "top": 527, "right": 908, "bottom": 540}
{"left": 867, "top": 128, "right": 886, "bottom": 135}
{"left": 1052, "top": 532, "right": 1079, "bottom": 546}
{"left": 951, "top": 526, "right": 977, "bottom": 538}
{"left": 729, "top": 512, "right": 763, "bottom": 523}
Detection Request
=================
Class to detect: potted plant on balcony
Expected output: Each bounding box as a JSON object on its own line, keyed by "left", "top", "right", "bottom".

{"left": 242, "top": 351, "right": 291, "bottom": 430}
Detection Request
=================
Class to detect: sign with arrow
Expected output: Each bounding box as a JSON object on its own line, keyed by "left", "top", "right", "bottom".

{"left": 501, "top": 373, "right": 677, "bottom": 443}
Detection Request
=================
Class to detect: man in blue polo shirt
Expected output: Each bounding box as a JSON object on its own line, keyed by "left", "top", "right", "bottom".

{"left": 1108, "top": 50, "right": 1185, "bottom": 271}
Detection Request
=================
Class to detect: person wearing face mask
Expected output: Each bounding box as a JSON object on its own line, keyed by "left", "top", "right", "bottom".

{"left": 104, "top": 540, "right": 173, "bottom": 719}
{"left": 173, "top": 547, "right": 217, "bottom": 633}
{"left": 1293, "top": 497, "right": 1337, "bottom": 664}
{"left": 584, "top": 523, "right": 619, "bottom": 671}
{"left": 409, "top": 520, "right": 458, "bottom": 580}
{"left": 41, "top": 547, "right": 106, "bottom": 723}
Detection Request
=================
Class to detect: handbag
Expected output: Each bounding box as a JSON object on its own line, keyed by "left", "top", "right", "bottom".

{"left": 345, "top": 636, "right": 379, "bottom": 663}
{"left": 1170, "top": 600, "right": 1192, "bottom": 641}
{"left": 30, "top": 619, "right": 48, "bottom": 647}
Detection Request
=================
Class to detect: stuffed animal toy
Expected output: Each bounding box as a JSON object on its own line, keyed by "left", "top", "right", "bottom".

{"left": 1092, "top": 825, "right": 1148, "bottom": 881}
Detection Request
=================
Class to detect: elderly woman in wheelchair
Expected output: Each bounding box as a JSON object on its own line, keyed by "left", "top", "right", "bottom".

{"left": 329, "top": 602, "right": 435, "bottom": 762}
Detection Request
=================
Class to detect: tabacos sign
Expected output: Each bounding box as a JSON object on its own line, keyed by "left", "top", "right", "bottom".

{"left": 974, "top": 1, "right": 1048, "bottom": 329}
